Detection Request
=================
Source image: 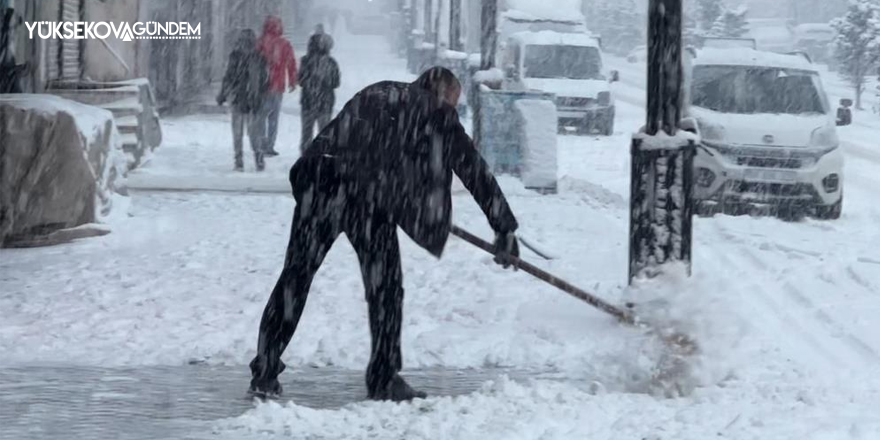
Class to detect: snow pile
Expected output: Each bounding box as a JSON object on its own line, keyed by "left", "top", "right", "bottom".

{"left": 473, "top": 68, "right": 504, "bottom": 84}
{"left": 633, "top": 128, "right": 699, "bottom": 150}
{"left": 515, "top": 99, "right": 558, "bottom": 191}
{"left": 214, "top": 373, "right": 880, "bottom": 440}
{"left": 439, "top": 50, "right": 468, "bottom": 61}
{"left": 619, "top": 265, "right": 750, "bottom": 397}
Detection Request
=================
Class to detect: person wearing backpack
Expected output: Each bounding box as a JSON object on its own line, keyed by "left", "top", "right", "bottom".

{"left": 217, "top": 29, "right": 270, "bottom": 172}
{"left": 298, "top": 28, "right": 340, "bottom": 152}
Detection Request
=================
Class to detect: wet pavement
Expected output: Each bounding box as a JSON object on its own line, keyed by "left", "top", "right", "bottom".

{"left": 0, "top": 364, "right": 558, "bottom": 440}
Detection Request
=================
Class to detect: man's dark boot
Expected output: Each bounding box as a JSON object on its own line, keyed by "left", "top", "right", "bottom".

{"left": 248, "top": 356, "right": 285, "bottom": 399}
{"left": 367, "top": 374, "right": 427, "bottom": 402}
{"left": 248, "top": 376, "right": 283, "bottom": 399}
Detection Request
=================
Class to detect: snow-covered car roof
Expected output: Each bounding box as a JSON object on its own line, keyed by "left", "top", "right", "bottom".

{"left": 794, "top": 23, "right": 834, "bottom": 34}
{"left": 510, "top": 30, "right": 600, "bottom": 48}
{"left": 503, "top": 0, "right": 585, "bottom": 24}
{"left": 794, "top": 23, "right": 835, "bottom": 40}
{"left": 693, "top": 48, "right": 814, "bottom": 71}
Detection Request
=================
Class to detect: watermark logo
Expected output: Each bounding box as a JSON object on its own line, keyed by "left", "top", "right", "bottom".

{"left": 25, "top": 22, "right": 201, "bottom": 42}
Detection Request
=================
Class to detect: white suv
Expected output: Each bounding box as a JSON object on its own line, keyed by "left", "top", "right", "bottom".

{"left": 687, "top": 47, "right": 844, "bottom": 219}
{"left": 504, "top": 31, "right": 618, "bottom": 135}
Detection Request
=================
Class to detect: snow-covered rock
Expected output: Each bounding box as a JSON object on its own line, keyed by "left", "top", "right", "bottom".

{"left": 0, "top": 94, "right": 128, "bottom": 247}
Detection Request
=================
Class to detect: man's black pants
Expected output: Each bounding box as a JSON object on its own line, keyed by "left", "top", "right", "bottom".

{"left": 249, "top": 162, "right": 404, "bottom": 394}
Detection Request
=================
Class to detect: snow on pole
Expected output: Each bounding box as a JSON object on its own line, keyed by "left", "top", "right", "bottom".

{"left": 450, "top": 0, "right": 463, "bottom": 52}
{"left": 480, "top": 0, "right": 498, "bottom": 70}
{"left": 628, "top": 0, "right": 696, "bottom": 284}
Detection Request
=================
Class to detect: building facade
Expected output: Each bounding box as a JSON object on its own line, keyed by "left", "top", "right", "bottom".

{"left": 2, "top": 0, "right": 290, "bottom": 110}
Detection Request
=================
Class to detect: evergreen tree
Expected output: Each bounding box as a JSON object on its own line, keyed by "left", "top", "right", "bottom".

{"left": 696, "top": 0, "right": 723, "bottom": 33}
{"left": 709, "top": 6, "right": 749, "bottom": 38}
{"left": 830, "top": 0, "right": 880, "bottom": 109}
{"left": 682, "top": 0, "right": 701, "bottom": 46}
{"left": 591, "top": 0, "right": 645, "bottom": 54}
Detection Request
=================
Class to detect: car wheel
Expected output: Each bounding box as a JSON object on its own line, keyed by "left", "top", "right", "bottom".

{"left": 814, "top": 196, "right": 843, "bottom": 220}
{"left": 600, "top": 110, "right": 615, "bottom": 136}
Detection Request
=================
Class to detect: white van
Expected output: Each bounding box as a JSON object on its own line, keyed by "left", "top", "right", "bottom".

{"left": 504, "top": 31, "right": 618, "bottom": 135}
{"left": 687, "top": 47, "right": 844, "bottom": 219}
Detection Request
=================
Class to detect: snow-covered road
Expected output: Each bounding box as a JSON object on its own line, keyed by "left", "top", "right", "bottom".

{"left": 2, "top": 36, "right": 880, "bottom": 440}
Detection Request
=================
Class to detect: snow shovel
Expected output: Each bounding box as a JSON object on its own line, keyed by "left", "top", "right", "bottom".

{"left": 450, "top": 225, "right": 699, "bottom": 355}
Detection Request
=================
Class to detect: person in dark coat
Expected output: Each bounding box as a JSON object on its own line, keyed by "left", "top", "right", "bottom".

{"left": 217, "top": 29, "right": 269, "bottom": 171}
{"left": 298, "top": 29, "right": 340, "bottom": 152}
{"left": 248, "top": 67, "right": 520, "bottom": 401}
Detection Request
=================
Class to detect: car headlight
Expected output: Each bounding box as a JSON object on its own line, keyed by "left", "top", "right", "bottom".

{"left": 598, "top": 91, "right": 611, "bottom": 106}
{"left": 810, "top": 126, "right": 839, "bottom": 149}
{"left": 696, "top": 167, "right": 716, "bottom": 187}
{"left": 822, "top": 174, "right": 840, "bottom": 193}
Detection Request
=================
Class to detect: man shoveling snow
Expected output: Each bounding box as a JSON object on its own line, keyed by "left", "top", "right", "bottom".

{"left": 248, "top": 67, "right": 521, "bottom": 401}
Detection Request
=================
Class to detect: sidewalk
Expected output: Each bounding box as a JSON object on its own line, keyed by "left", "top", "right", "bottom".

{"left": 0, "top": 365, "right": 560, "bottom": 440}
{"left": 127, "top": 32, "right": 414, "bottom": 193}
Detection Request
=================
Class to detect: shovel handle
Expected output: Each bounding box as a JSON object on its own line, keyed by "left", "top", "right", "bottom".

{"left": 450, "top": 225, "right": 636, "bottom": 325}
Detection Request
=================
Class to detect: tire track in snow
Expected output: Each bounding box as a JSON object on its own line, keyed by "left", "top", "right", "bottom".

{"left": 695, "top": 236, "right": 840, "bottom": 370}
{"left": 709, "top": 222, "right": 880, "bottom": 369}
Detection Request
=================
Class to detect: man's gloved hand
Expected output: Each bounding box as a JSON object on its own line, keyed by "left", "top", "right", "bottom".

{"left": 216, "top": 95, "right": 225, "bottom": 106}
{"left": 493, "top": 231, "right": 519, "bottom": 270}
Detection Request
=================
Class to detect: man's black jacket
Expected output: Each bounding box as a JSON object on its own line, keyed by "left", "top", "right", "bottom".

{"left": 299, "top": 33, "right": 340, "bottom": 113}
{"left": 218, "top": 43, "right": 269, "bottom": 113}
{"left": 291, "top": 80, "right": 518, "bottom": 257}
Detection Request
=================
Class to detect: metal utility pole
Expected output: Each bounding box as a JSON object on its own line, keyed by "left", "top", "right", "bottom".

{"left": 480, "top": 0, "right": 497, "bottom": 70}
{"left": 473, "top": 0, "right": 498, "bottom": 151}
{"left": 424, "top": 0, "right": 434, "bottom": 43}
{"left": 433, "top": 0, "right": 443, "bottom": 55}
{"left": 628, "top": 0, "right": 695, "bottom": 283}
{"left": 450, "top": 0, "right": 462, "bottom": 52}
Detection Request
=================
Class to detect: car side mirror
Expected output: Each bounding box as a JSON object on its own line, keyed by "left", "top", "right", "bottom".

{"left": 609, "top": 70, "right": 620, "bottom": 82}
{"left": 836, "top": 103, "right": 852, "bottom": 126}
{"left": 504, "top": 64, "right": 519, "bottom": 80}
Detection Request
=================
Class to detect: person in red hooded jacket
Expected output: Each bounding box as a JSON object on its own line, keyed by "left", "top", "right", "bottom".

{"left": 257, "top": 16, "right": 297, "bottom": 157}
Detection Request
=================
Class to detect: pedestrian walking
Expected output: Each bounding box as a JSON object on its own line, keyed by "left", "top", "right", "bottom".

{"left": 257, "top": 16, "right": 298, "bottom": 157}
{"left": 217, "top": 29, "right": 269, "bottom": 172}
{"left": 298, "top": 28, "right": 340, "bottom": 152}
{"left": 248, "top": 67, "right": 520, "bottom": 401}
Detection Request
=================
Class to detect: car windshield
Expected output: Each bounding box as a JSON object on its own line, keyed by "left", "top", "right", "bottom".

{"left": 523, "top": 45, "right": 602, "bottom": 80}
{"left": 691, "top": 65, "right": 829, "bottom": 115}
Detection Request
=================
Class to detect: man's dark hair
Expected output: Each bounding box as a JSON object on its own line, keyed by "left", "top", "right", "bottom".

{"left": 414, "top": 67, "right": 461, "bottom": 94}
{"left": 413, "top": 67, "right": 462, "bottom": 108}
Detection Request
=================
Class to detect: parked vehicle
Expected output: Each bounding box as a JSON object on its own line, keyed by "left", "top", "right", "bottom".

{"left": 627, "top": 45, "right": 647, "bottom": 63}
{"left": 746, "top": 19, "right": 796, "bottom": 53}
{"left": 793, "top": 23, "right": 835, "bottom": 67}
{"left": 502, "top": 31, "right": 618, "bottom": 135}
{"left": 686, "top": 45, "right": 844, "bottom": 219}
